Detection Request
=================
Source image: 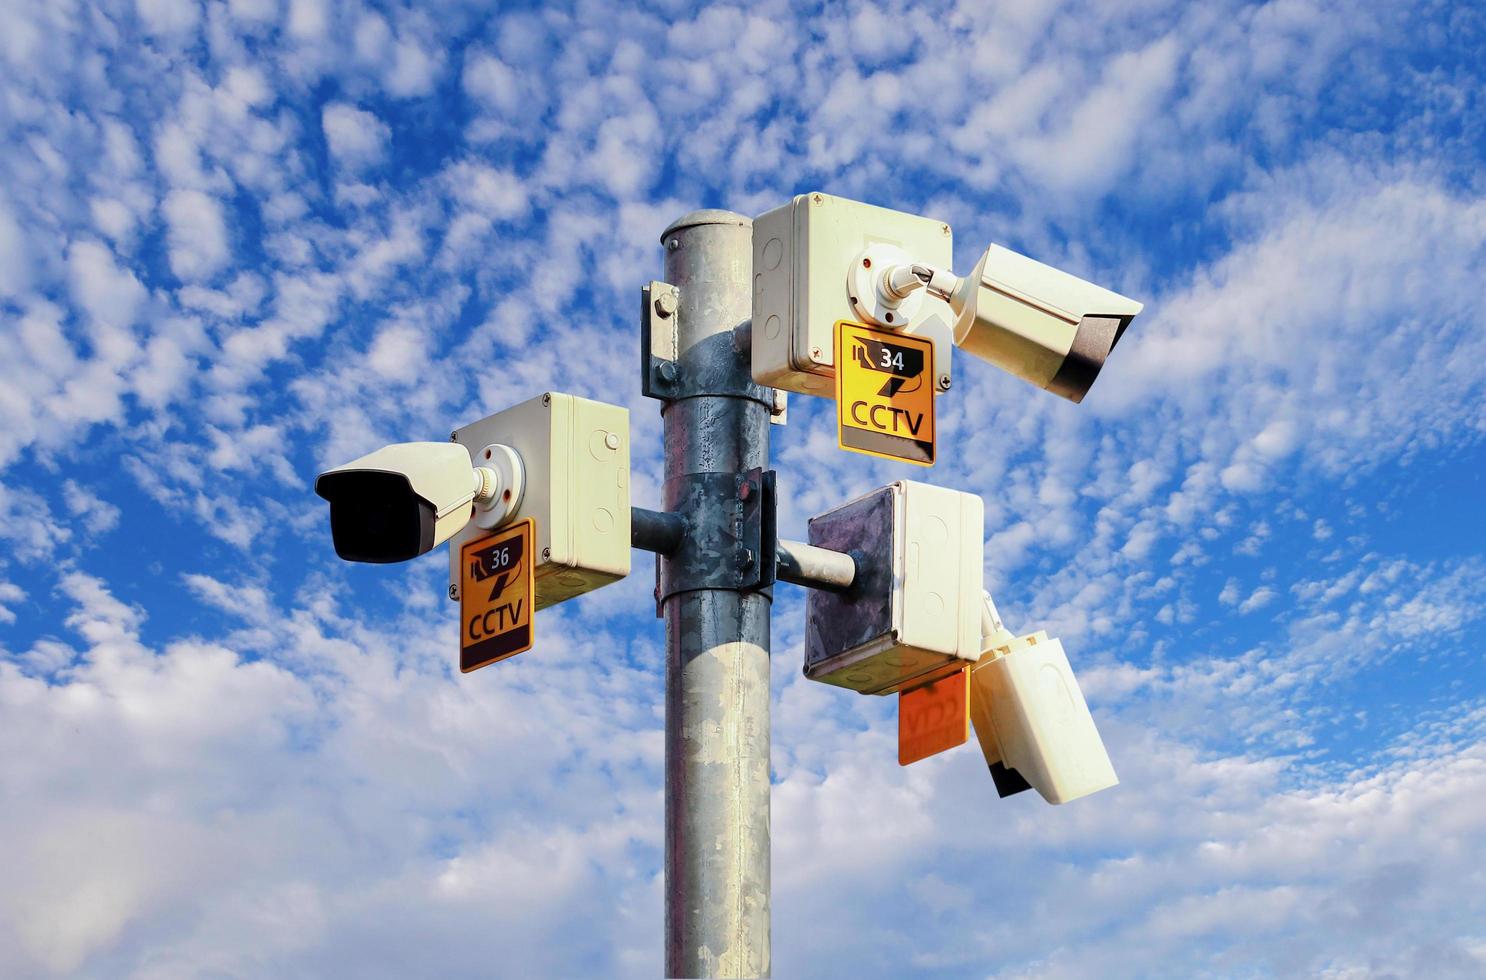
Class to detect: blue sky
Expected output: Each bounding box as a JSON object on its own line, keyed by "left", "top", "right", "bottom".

{"left": 2, "top": 0, "right": 1485, "bottom": 976}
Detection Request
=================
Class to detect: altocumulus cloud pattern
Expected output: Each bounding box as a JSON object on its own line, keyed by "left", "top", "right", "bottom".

{"left": 1, "top": 1, "right": 1485, "bottom": 977}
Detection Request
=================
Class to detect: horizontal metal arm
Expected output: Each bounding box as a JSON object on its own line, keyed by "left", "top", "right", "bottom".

{"left": 633, "top": 511, "right": 854, "bottom": 592}
{"left": 775, "top": 539, "right": 856, "bottom": 592}
{"left": 631, "top": 506, "right": 685, "bottom": 556}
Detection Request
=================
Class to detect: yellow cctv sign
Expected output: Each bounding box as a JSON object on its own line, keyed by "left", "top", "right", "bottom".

{"left": 834, "top": 320, "right": 935, "bottom": 466}
{"left": 459, "top": 519, "right": 535, "bottom": 672}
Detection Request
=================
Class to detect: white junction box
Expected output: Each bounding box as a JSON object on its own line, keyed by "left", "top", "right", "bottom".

{"left": 447, "top": 392, "right": 631, "bottom": 610}
{"left": 968, "top": 631, "right": 1119, "bottom": 805}
{"left": 752, "top": 192, "right": 955, "bottom": 398}
{"left": 804, "top": 480, "right": 984, "bottom": 695}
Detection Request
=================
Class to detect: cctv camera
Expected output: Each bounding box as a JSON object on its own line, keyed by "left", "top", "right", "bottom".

{"left": 315, "top": 442, "right": 501, "bottom": 563}
{"left": 968, "top": 628, "right": 1119, "bottom": 805}
{"left": 894, "top": 245, "right": 1143, "bottom": 403}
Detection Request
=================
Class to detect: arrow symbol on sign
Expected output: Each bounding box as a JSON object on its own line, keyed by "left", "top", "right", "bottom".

{"left": 876, "top": 374, "right": 922, "bottom": 397}
{"left": 487, "top": 570, "right": 516, "bottom": 601}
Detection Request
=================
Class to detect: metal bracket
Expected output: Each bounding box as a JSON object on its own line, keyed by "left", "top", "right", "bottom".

{"left": 642, "top": 282, "right": 778, "bottom": 410}
{"left": 758, "top": 470, "right": 777, "bottom": 595}
{"left": 656, "top": 467, "right": 775, "bottom": 605}
{"left": 641, "top": 281, "right": 681, "bottom": 401}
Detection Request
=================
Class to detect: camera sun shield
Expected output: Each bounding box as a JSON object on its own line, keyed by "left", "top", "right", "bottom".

{"left": 314, "top": 442, "right": 478, "bottom": 563}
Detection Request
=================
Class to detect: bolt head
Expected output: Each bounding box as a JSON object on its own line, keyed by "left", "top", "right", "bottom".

{"left": 810, "top": 346, "right": 823, "bottom": 361}
{"left": 448, "top": 584, "right": 458, "bottom": 600}
{"left": 657, "top": 360, "right": 678, "bottom": 383}
{"left": 939, "top": 375, "right": 951, "bottom": 390}
{"left": 654, "top": 291, "right": 678, "bottom": 318}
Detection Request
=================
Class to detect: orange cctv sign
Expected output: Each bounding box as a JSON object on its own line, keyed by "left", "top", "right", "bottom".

{"left": 834, "top": 320, "right": 936, "bottom": 466}
{"left": 459, "top": 519, "right": 535, "bottom": 672}
{"left": 898, "top": 668, "right": 969, "bottom": 765}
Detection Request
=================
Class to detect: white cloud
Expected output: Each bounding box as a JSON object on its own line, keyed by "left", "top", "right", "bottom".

{"left": 162, "top": 189, "right": 230, "bottom": 282}
{"left": 1237, "top": 586, "right": 1277, "bottom": 614}
{"left": 366, "top": 323, "right": 426, "bottom": 381}
{"left": 1218, "top": 578, "right": 1241, "bottom": 606}
{"left": 352, "top": 10, "right": 392, "bottom": 64}
{"left": 220, "top": 65, "right": 272, "bottom": 111}
{"left": 0, "top": 195, "right": 32, "bottom": 297}
{"left": 1013, "top": 36, "right": 1183, "bottom": 197}
{"left": 462, "top": 53, "right": 520, "bottom": 114}
{"left": 322, "top": 102, "right": 390, "bottom": 171}
{"left": 227, "top": 0, "right": 277, "bottom": 24}
{"left": 286, "top": 0, "right": 327, "bottom": 40}
{"left": 0, "top": 482, "right": 71, "bottom": 562}
{"left": 66, "top": 240, "right": 146, "bottom": 333}
{"left": 135, "top": 0, "right": 199, "bottom": 36}
{"left": 385, "top": 37, "right": 440, "bottom": 98}
{"left": 61, "top": 479, "right": 121, "bottom": 536}
{"left": 443, "top": 160, "right": 526, "bottom": 219}
{"left": 0, "top": 581, "right": 24, "bottom": 624}
{"left": 87, "top": 197, "right": 136, "bottom": 245}
{"left": 0, "top": 573, "right": 665, "bottom": 976}
{"left": 153, "top": 121, "right": 213, "bottom": 192}
{"left": 769, "top": 679, "right": 1486, "bottom": 979}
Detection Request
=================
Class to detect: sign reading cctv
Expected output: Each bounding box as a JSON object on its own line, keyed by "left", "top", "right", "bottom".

{"left": 460, "top": 518, "right": 535, "bottom": 672}
{"left": 898, "top": 668, "right": 970, "bottom": 765}
{"left": 834, "top": 320, "right": 936, "bottom": 466}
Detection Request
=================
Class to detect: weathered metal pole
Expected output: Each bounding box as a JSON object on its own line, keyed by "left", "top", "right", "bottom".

{"left": 658, "top": 211, "right": 771, "bottom": 978}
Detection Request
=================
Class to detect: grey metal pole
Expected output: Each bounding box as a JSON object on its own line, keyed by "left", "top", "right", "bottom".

{"left": 659, "top": 211, "right": 771, "bottom": 978}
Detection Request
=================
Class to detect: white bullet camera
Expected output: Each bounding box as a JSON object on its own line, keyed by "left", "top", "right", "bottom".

{"left": 890, "top": 245, "right": 1142, "bottom": 404}
{"left": 968, "top": 628, "right": 1119, "bottom": 805}
{"left": 314, "top": 442, "right": 505, "bottom": 563}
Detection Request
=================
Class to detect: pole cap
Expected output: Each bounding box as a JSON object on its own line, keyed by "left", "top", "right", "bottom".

{"left": 661, "top": 209, "right": 750, "bottom": 242}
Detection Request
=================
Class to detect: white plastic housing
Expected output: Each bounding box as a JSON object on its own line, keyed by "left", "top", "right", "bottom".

{"left": 752, "top": 192, "right": 954, "bottom": 398}
{"left": 804, "top": 481, "right": 984, "bottom": 695}
{"left": 949, "top": 245, "right": 1143, "bottom": 403}
{"left": 968, "top": 632, "right": 1119, "bottom": 804}
{"left": 447, "top": 393, "right": 630, "bottom": 610}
